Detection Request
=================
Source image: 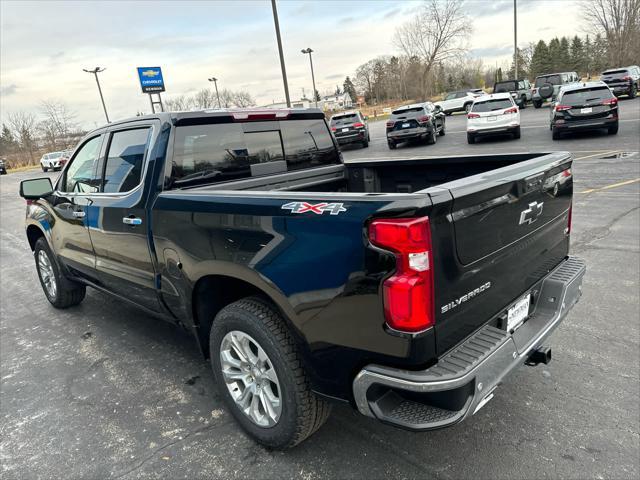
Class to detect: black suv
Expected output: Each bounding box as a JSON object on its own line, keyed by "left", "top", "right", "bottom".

{"left": 329, "top": 111, "right": 370, "bottom": 148}
{"left": 0, "top": 158, "right": 6, "bottom": 175}
{"left": 600, "top": 66, "right": 639, "bottom": 98}
{"left": 550, "top": 81, "right": 618, "bottom": 140}
{"left": 386, "top": 102, "right": 445, "bottom": 149}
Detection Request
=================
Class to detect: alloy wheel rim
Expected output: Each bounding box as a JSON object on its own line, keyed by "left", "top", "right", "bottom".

{"left": 220, "top": 330, "right": 282, "bottom": 427}
{"left": 38, "top": 250, "right": 57, "bottom": 298}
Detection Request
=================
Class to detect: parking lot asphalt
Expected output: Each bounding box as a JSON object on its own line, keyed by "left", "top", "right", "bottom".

{"left": 1, "top": 106, "right": 639, "bottom": 479}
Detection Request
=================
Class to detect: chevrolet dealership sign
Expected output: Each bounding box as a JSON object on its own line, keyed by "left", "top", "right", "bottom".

{"left": 136, "top": 67, "right": 165, "bottom": 93}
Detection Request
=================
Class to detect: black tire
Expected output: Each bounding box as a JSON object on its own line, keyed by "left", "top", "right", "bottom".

{"left": 552, "top": 128, "right": 561, "bottom": 140}
{"left": 42, "top": 166, "right": 48, "bottom": 172}
{"left": 464, "top": 103, "right": 472, "bottom": 114}
{"left": 362, "top": 138, "right": 369, "bottom": 148}
{"left": 629, "top": 85, "right": 637, "bottom": 99}
{"left": 520, "top": 96, "right": 527, "bottom": 109}
{"left": 34, "top": 237, "right": 86, "bottom": 308}
{"left": 513, "top": 126, "right": 521, "bottom": 139}
{"left": 388, "top": 140, "right": 396, "bottom": 149}
{"left": 439, "top": 122, "right": 446, "bottom": 136}
{"left": 608, "top": 123, "right": 619, "bottom": 135}
{"left": 533, "top": 100, "right": 542, "bottom": 109}
{"left": 426, "top": 128, "right": 437, "bottom": 145}
{"left": 467, "top": 133, "right": 475, "bottom": 144}
{"left": 210, "top": 297, "right": 331, "bottom": 449}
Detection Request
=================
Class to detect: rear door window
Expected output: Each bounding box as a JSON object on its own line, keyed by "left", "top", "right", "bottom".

{"left": 535, "top": 75, "right": 561, "bottom": 87}
{"left": 101, "top": 128, "right": 151, "bottom": 193}
{"left": 472, "top": 98, "right": 513, "bottom": 112}
{"left": 560, "top": 87, "right": 613, "bottom": 106}
{"left": 494, "top": 81, "right": 516, "bottom": 93}
{"left": 391, "top": 107, "right": 424, "bottom": 118}
{"left": 330, "top": 114, "right": 358, "bottom": 127}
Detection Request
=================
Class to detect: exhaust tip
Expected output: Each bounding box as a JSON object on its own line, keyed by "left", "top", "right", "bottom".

{"left": 526, "top": 346, "right": 552, "bottom": 366}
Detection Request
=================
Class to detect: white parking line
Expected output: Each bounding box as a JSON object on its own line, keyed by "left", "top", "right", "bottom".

{"left": 574, "top": 150, "right": 620, "bottom": 160}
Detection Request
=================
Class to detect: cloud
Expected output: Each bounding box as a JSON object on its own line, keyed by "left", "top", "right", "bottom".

{"left": 0, "top": 84, "right": 18, "bottom": 96}
{"left": 470, "top": 46, "right": 513, "bottom": 58}
{"left": 324, "top": 73, "right": 344, "bottom": 80}
{"left": 383, "top": 8, "right": 401, "bottom": 19}
{"left": 339, "top": 16, "right": 355, "bottom": 25}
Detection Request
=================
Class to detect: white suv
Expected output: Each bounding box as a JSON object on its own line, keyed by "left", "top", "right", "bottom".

{"left": 435, "top": 90, "right": 483, "bottom": 115}
{"left": 39, "top": 151, "right": 67, "bottom": 172}
{"left": 466, "top": 93, "right": 521, "bottom": 144}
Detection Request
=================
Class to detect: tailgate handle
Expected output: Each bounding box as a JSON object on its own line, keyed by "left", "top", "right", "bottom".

{"left": 519, "top": 172, "right": 545, "bottom": 196}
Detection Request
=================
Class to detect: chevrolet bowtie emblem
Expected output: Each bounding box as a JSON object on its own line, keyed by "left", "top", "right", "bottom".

{"left": 519, "top": 201, "right": 544, "bottom": 225}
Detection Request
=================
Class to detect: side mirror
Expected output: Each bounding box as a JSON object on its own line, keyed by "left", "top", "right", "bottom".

{"left": 19, "top": 177, "right": 53, "bottom": 200}
{"left": 435, "top": 105, "right": 443, "bottom": 112}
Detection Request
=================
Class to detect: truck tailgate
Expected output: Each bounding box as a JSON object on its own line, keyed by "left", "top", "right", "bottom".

{"left": 429, "top": 152, "right": 573, "bottom": 354}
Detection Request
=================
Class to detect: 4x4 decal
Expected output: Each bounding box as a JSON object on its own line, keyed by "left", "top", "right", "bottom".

{"left": 281, "top": 202, "right": 347, "bottom": 215}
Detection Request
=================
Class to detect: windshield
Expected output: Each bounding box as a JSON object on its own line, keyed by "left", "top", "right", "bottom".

{"left": 391, "top": 106, "right": 423, "bottom": 118}
{"left": 602, "top": 69, "right": 627, "bottom": 76}
{"left": 561, "top": 87, "right": 613, "bottom": 106}
{"left": 472, "top": 98, "right": 513, "bottom": 112}
{"left": 330, "top": 114, "right": 358, "bottom": 126}
{"left": 494, "top": 81, "right": 517, "bottom": 93}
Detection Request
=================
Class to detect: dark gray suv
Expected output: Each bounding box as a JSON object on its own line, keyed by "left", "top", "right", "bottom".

{"left": 600, "top": 66, "right": 639, "bottom": 98}
{"left": 329, "top": 111, "right": 370, "bottom": 148}
{"left": 532, "top": 72, "right": 580, "bottom": 108}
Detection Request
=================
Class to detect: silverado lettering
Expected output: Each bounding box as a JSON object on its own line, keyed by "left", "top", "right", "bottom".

{"left": 441, "top": 281, "right": 492, "bottom": 314}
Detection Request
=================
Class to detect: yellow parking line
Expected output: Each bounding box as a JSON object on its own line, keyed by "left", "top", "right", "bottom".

{"left": 574, "top": 150, "right": 619, "bottom": 160}
{"left": 580, "top": 177, "right": 640, "bottom": 194}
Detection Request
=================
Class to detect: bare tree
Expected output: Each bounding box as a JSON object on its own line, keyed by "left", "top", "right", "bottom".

{"left": 394, "top": 0, "right": 471, "bottom": 99}
{"left": 193, "top": 88, "right": 217, "bottom": 109}
{"left": 7, "top": 111, "right": 38, "bottom": 162}
{"left": 164, "top": 94, "right": 195, "bottom": 111}
{"left": 232, "top": 91, "right": 256, "bottom": 108}
{"left": 583, "top": 0, "right": 640, "bottom": 66}
{"left": 38, "top": 100, "right": 78, "bottom": 149}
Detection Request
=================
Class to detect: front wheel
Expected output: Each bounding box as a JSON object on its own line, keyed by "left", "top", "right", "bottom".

{"left": 464, "top": 103, "right": 472, "bottom": 113}
{"left": 439, "top": 122, "right": 446, "bottom": 136}
{"left": 210, "top": 298, "right": 331, "bottom": 449}
{"left": 533, "top": 100, "right": 542, "bottom": 109}
{"left": 34, "top": 237, "right": 86, "bottom": 308}
{"left": 41, "top": 166, "right": 48, "bottom": 172}
{"left": 520, "top": 96, "right": 527, "bottom": 109}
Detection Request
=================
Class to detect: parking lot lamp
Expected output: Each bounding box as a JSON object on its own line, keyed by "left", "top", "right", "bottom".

{"left": 208, "top": 77, "right": 221, "bottom": 108}
{"left": 83, "top": 67, "right": 109, "bottom": 123}
{"left": 301, "top": 48, "right": 317, "bottom": 108}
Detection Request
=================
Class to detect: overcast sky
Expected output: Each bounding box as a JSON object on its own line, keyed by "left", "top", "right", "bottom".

{"left": 0, "top": 0, "right": 585, "bottom": 129}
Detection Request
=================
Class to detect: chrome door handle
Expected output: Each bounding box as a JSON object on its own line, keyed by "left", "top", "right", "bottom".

{"left": 122, "top": 217, "right": 142, "bottom": 226}
{"left": 72, "top": 211, "right": 86, "bottom": 218}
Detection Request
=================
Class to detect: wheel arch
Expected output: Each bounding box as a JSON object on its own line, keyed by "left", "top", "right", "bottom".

{"left": 26, "top": 223, "right": 47, "bottom": 251}
{"left": 190, "top": 272, "right": 299, "bottom": 359}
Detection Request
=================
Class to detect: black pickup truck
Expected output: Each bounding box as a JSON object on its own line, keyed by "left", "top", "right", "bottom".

{"left": 20, "top": 108, "right": 585, "bottom": 449}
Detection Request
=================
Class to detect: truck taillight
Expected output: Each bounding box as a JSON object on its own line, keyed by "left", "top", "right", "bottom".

{"left": 417, "top": 115, "right": 431, "bottom": 123}
{"left": 368, "top": 216, "right": 434, "bottom": 333}
{"left": 352, "top": 122, "right": 365, "bottom": 128}
{"left": 555, "top": 104, "right": 572, "bottom": 111}
{"left": 602, "top": 97, "right": 618, "bottom": 106}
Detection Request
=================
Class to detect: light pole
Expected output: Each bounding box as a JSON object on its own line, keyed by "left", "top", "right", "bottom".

{"left": 514, "top": 0, "right": 518, "bottom": 79}
{"left": 301, "top": 48, "right": 317, "bottom": 108}
{"left": 271, "top": 0, "right": 291, "bottom": 107}
{"left": 208, "top": 77, "right": 221, "bottom": 108}
{"left": 83, "top": 67, "right": 109, "bottom": 123}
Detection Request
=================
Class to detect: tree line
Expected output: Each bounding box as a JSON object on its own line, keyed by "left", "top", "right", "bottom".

{"left": 163, "top": 88, "right": 256, "bottom": 111}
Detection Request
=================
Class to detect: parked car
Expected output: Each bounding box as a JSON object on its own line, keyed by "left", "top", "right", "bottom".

{"left": 493, "top": 79, "right": 532, "bottom": 108}
{"left": 39, "top": 151, "right": 68, "bottom": 172}
{"left": 600, "top": 66, "right": 639, "bottom": 98}
{"left": 435, "top": 90, "right": 482, "bottom": 115}
{"left": 467, "top": 93, "right": 520, "bottom": 144}
{"left": 329, "top": 111, "right": 370, "bottom": 148}
{"left": 550, "top": 81, "right": 618, "bottom": 140}
{"left": 532, "top": 72, "right": 580, "bottom": 108}
{"left": 386, "top": 103, "right": 445, "bottom": 149}
{"left": 20, "top": 108, "right": 584, "bottom": 449}
{"left": 0, "top": 158, "right": 7, "bottom": 175}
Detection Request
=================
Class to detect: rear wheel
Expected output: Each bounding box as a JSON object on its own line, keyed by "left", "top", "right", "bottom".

{"left": 439, "top": 122, "right": 446, "bottom": 136}
{"left": 552, "top": 128, "right": 561, "bottom": 140}
{"left": 210, "top": 298, "right": 331, "bottom": 449}
{"left": 520, "top": 96, "right": 527, "bottom": 109}
{"left": 34, "top": 237, "right": 86, "bottom": 308}
{"left": 467, "top": 133, "right": 475, "bottom": 144}
{"left": 512, "top": 126, "right": 521, "bottom": 139}
{"left": 608, "top": 122, "right": 619, "bottom": 135}
{"left": 629, "top": 85, "right": 637, "bottom": 99}
{"left": 426, "top": 128, "right": 437, "bottom": 145}
{"left": 533, "top": 100, "right": 542, "bottom": 109}
{"left": 361, "top": 138, "right": 369, "bottom": 148}
{"left": 388, "top": 140, "right": 396, "bottom": 149}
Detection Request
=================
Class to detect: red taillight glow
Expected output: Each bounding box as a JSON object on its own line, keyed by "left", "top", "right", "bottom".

{"left": 368, "top": 217, "right": 434, "bottom": 333}
{"left": 331, "top": 127, "right": 337, "bottom": 132}
{"left": 602, "top": 97, "right": 618, "bottom": 106}
{"left": 467, "top": 113, "right": 480, "bottom": 119}
{"left": 352, "top": 122, "right": 365, "bottom": 128}
{"left": 504, "top": 107, "right": 518, "bottom": 114}
{"left": 417, "top": 115, "right": 431, "bottom": 123}
{"left": 386, "top": 121, "right": 395, "bottom": 128}
{"left": 555, "top": 104, "right": 572, "bottom": 111}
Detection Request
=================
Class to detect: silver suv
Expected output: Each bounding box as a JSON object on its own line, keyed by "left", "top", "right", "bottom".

{"left": 532, "top": 72, "right": 580, "bottom": 108}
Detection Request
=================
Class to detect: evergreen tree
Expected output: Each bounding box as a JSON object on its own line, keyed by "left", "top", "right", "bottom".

{"left": 570, "top": 36, "right": 585, "bottom": 75}
{"left": 584, "top": 35, "right": 593, "bottom": 76}
{"left": 495, "top": 67, "right": 503, "bottom": 83}
{"left": 342, "top": 76, "right": 357, "bottom": 102}
{"left": 530, "top": 40, "right": 550, "bottom": 78}
{"left": 547, "top": 37, "right": 561, "bottom": 71}
{"left": 314, "top": 89, "right": 321, "bottom": 102}
{"left": 0, "top": 123, "right": 16, "bottom": 155}
{"left": 559, "top": 37, "right": 571, "bottom": 71}
{"left": 508, "top": 48, "right": 529, "bottom": 79}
